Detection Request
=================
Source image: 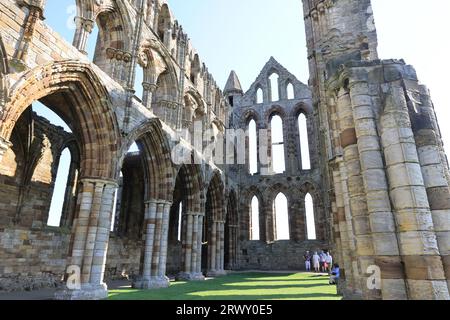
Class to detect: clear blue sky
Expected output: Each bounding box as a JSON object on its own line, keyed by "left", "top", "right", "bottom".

{"left": 40, "top": 0, "right": 450, "bottom": 226}
{"left": 41, "top": 0, "right": 450, "bottom": 147}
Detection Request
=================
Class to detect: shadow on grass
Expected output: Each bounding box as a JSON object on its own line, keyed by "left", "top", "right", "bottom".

{"left": 109, "top": 291, "right": 341, "bottom": 301}
{"left": 108, "top": 273, "right": 341, "bottom": 301}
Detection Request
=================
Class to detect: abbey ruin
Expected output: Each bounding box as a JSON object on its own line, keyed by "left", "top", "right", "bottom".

{"left": 0, "top": 0, "right": 449, "bottom": 300}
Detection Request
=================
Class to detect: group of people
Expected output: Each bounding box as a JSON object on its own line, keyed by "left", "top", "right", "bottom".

{"left": 303, "top": 250, "right": 340, "bottom": 285}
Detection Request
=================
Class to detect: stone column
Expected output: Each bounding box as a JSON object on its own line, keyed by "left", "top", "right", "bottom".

{"left": 135, "top": 200, "right": 157, "bottom": 286}
{"left": 158, "top": 202, "right": 171, "bottom": 280}
{"left": 207, "top": 221, "right": 226, "bottom": 277}
{"left": 336, "top": 87, "right": 374, "bottom": 299}
{"left": 207, "top": 221, "right": 217, "bottom": 275}
{"left": 348, "top": 77, "right": 408, "bottom": 300}
{"left": 334, "top": 160, "right": 358, "bottom": 296}
{"left": 133, "top": 200, "right": 171, "bottom": 289}
{"left": 219, "top": 221, "right": 225, "bottom": 273}
{"left": 196, "top": 215, "right": 204, "bottom": 275}
{"left": 415, "top": 85, "right": 450, "bottom": 293}
{"left": 191, "top": 215, "right": 199, "bottom": 273}
{"left": 215, "top": 221, "right": 221, "bottom": 271}
{"left": 329, "top": 169, "right": 346, "bottom": 295}
{"left": 142, "top": 82, "right": 158, "bottom": 110}
{"left": 55, "top": 178, "right": 118, "bottom": 300}
{"left": 178, "top": 212, "right": 205, "bottom": 281}
{"left": 72, "top": 17, "right": 94, "bottom": 55}
{"left": 151, "top": 202, "right": 164, "bottom": 276}
{"left": 380, "top": 83, "right": 449, "bottom": 300}
{"left": 151, "top": 201, "right": 170, "bottom": 287}
{"left": 180, "top": 213, "right": 193, "bottom": 276}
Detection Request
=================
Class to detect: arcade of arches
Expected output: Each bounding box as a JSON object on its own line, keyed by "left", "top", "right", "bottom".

{"left": 0, "top": 0, "right": 449, "bottom": 300}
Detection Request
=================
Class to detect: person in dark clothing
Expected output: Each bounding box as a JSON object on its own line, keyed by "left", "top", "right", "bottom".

{"left": 303, "top": 251, "right": 312, "bottom": 271}
{"left": 329, "top": 263, "right": 340, "bottom": 285}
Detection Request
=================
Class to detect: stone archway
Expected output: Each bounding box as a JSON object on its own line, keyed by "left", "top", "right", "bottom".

{"left": 203, "top": 171, "right": 226, "bottom": 276}
{"left": 0, "top": 60, "right": 122, "bottom": 300}
{"left": 224, "top": 189, "right": 239, "bottom": 270}
{"left": 170, "top": 164, "right": 205, "bottom": 281}
{"left": 120, "top": 120, "right": 176, "bottom": 290}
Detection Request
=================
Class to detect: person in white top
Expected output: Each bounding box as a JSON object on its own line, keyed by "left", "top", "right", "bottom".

{"left": 325, "top": 252, "right": 333, "bottom": 273}
{"left": 312, "top": 252, "right": 320, "bottom": 273}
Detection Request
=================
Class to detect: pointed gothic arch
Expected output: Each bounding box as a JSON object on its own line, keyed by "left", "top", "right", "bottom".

{"left": 1, "top": 60, "right": 121, "bottom": 179}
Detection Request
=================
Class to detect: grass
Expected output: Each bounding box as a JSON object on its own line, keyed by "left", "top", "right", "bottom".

{"left": 108, "top": 272, "right": 342, "bottom": 300}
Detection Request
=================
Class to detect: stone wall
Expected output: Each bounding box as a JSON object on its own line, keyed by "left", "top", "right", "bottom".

{"left": 238, "top": 240, "right": 329, "bottom": 270}
{"left": 166, "top": 242, "right": 182, "bottom": 276}
{"left": 104, "top": 236, "right": 142, "bottom": 281}
{"left": 0, "top": 227, "right": 70, "bottom": 291}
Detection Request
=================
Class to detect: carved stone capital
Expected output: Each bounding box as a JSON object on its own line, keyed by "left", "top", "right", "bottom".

{"left": 142, "top": 82, "right": 158, "bottom": 92}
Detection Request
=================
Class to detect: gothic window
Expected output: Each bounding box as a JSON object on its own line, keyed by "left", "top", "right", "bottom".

{"left": 47, "top": 148, "right": 71, "bottom": 227}
{"left": 248, "top": 119, "right": 258, "bottom": 175}
{"left": 269, "top": 73, "right": 279, "bottom": 102}
{"left": 298, "top": 113, "right": 311, "bottom": 170}
{"left": 274, "top": 193, "right": 289, "bottom": 240}
{"left": 256, "top": 87, "right": 263, "bottom": 104}
{"left": 271, "top": 115, "right": 285, "bottom": 174}
{"left": 305, "top": 193, "right": 316, "bottom": 240}
{"left": 250, "top": 196, "right": 260, "bottom": 240}
{"left": 287, "top": 82, "right": 295, "bottom": 100}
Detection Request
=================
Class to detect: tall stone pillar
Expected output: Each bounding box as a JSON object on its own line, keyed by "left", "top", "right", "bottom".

{"left": 135, "top": 200, "right": 157, "bottom": 286}
{"left": 178, "top": 212, "right": 205, "bottom": 281}
{"left": 380, "top": 84, "right": 449, "bottom": 300}
{"left": 219, "top": 221, "right": 225, "bottom": 272}
{"left": 55, "top": 178, "right": 118, "bottom": 300}
{"left": 181, "top": 214, "right": 193, "bottom": 275}
{"left": 330, "top": 167, "right": 349, "bottom": 295}
{"left": 208, "top": 221, "right": 217, "bottom": 275}
{"left": 196, "top": 215, "right": 204, "bottom": 275}
{"left": 347, "top": 76, "right": 408, "bottom": 299}
{"left": 207, "top": 221, "right": 226, "bottom": 277}
{"left": 336, "top": 87, "right": 374, "bottom": 299}
{"left": 334, "top": 159, "right": 359, "bottom": 296}
{"left": 133, "top": 200, "right": 171, "bottom": 289}
{"left": 158, "top": 202, "right": 171, "bottom": 279}
{"left": 414, "top": 85, "right": 450, "bottom": 293}
{"left": 72, "top": 17, "right": 94, "bottom": 55}
{"left": 191, "top": 215, "right": 199, "bottom": 273}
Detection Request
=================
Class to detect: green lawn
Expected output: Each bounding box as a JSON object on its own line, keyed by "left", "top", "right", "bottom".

{"left": 108, "top": 272, "right": 342, "bottom": 300}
